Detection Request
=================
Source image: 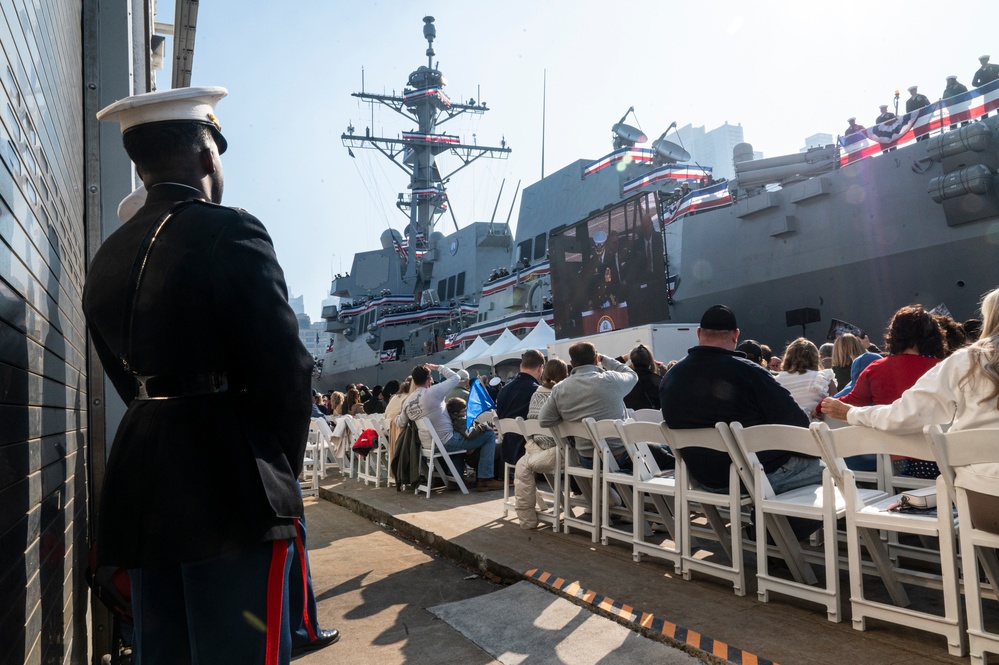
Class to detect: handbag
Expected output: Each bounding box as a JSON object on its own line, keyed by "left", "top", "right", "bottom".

{"left": 899, "top": 485, "right": 937, "bottom": 510}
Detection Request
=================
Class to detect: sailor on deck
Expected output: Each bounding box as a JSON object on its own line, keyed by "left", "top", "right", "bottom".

{"left": 905, "top": 86, "right": 931, "bottom": 140}
{"left": 89, "top": 87, "right": 315, "bottom": 664}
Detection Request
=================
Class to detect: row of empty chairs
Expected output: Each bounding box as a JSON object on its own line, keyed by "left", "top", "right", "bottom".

{"left": 495, "top": 413, "right": 999, "bottom": 662}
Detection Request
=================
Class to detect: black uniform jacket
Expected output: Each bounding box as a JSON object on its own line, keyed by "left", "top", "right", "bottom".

{"left": 83, "top": 183, "right": 314, "bottom": 567}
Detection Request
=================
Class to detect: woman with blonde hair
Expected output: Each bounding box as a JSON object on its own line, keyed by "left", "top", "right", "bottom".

{"left": 775, "top": 337, "right": 836, "bottom": 419}
{"left": 822, "top": 286, "right": 999, "bottom": 528}
{"left": 831, "top": 333, "right": 867, "bottom": 392}
{"left": 327, "top": 391, "right": 345, "bottom": 416}
{"left": 514, "top": 358, "right": 568, "bottom": 529}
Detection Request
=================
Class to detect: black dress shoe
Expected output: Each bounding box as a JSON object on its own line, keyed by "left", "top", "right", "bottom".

{"left": 291, "top": 628, "right": 340, "bottom": 656}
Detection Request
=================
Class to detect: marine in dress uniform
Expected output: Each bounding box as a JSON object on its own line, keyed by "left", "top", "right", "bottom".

{"left": 88, "top": 87, "right": 316, "bottom": 664}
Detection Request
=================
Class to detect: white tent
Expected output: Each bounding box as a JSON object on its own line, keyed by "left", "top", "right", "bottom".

{"left": 458, "top": 328, "right": 520, "bottom": 369}
{"left": 492, "top": 320, "right": 556, "bottom": 365}
{"left": 445, "top": 336, "right": 490, "bottom": 368}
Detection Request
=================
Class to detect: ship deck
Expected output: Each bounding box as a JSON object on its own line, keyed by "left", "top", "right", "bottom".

{"left": 305, "top": 474, "right": 979, "bottom": 665}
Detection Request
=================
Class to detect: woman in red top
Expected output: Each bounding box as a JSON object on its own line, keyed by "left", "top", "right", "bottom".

{"left": 834, "top": 304, "right": 947, "bottom": 477}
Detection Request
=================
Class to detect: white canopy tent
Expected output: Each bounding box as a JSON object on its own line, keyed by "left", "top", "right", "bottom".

{"left": 491, "top": 320, "right": 556, "bottom": 365}
{"left": 458, "top": 328, "right": 520, "bottom": 369}
{"left": 445, "top": 336, "right": 490, "bottom": 369}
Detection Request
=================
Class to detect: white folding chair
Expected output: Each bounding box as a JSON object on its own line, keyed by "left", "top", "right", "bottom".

{"left": 516, "top": 417, "right": 562, "bottom": 532}
{"left": 928, "top": 424, "right": 999, "bottom": 665}
{"left": 728, "top": 422, "right": 887, "bottom": 622}
{"left": 334, "top": 416, "right": 361, "bottom": 478}
{"left": 354, "top": 417, "right": 388, "bottom": 487}
{"left": 550, "top": 421, "right": 601, "bottom": 543}
{"left": 415, "top": 417, "right": 469, "bottom": 498}
{"left": 813, "top": 423, "right": 966, "bottom": 656}
{"left": 300, "top": 428, "right": 320, "bottom": 497}
{"left": 583, "top": 418, "right": 636, "bottom": 547}
{"left": 615, "top": 419, "right": 681, "bottom": 572}
{"left": 630, "top": 408, "right": 663, "bottom": 423}
{"left": 494, "top": 416, "right": 522, "bottom": 518}
{"left": 663, "top": 424, "right": 750, "bottom": 596}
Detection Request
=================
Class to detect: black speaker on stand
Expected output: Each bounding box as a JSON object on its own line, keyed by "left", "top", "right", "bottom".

{"left": 786, "top": 307, "right": 821, "bottom": 338}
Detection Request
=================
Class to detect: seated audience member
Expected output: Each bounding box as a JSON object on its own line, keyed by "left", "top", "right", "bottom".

{"left": 383, "top": 377, "right": 413, "bottom": 465}
{"left": 818, "top": 342, "right": 834, "bottom": 369}
{"left": 382, "top": 380, "right": 400, "bottom": 404}
{"left": 624, "top": 344, "right": 663, "bottom": 411}
{"left": 445, "top": 370, "right": 471, "bottom": 402}
{"left": 446, "top": 397, "right": 494, "bottom": 443}
{"left": 965, "top": 318, "right": 983, "bottom": 342}
{"left": 396, "top": 364, "right": 502, "bottom": 491}
{"left": 496, "top": 350, "right": 545, "bottom": 465}
{"left": 659, "top": 305, "right": 820, "bottom": 507}
{"left": 834, "top": 304, "right": 947, "bottom": 478}
{"left": 775, "top": 338, "right": 837, "bottom": 419}
{"left": 514, "top": 358, "right": 568, "bottom": 529}
{"left": 363, "top": 385, "right": 386, "bottom": 414}
{"left": 311, "top": 392, "right": 329, "bottom": 422}
{"left": 934, "top": 314, "right": 966, "bottom": 356}
{"left": 822, "top": 286, "right": 999, "bottom": 533}
{"left": 768, "top": 355, "right": 782, "bottom": 372}
{"left": 341, "top": 387, "right": 365, "bottom": 416}
{"left": 736, "top": 339, "right": 766, "bottom": 367}
{"left": 831, "top": 334, "right": 866, "bottom": 393}
{"left": 538, "top": 342, "right": 637, "bottom": 471}
{"left": 328, "top": 391, "right": 345, "bottom": 417}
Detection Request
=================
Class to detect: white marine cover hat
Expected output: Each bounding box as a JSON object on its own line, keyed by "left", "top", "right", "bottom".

{"left": 908, "top": 85, "right": 918, "bottom": 92}
{"left": 97, "top": 86, "right": 229, "bottom": 152}
{"left": 117, "top": 184, "right": 147, "bottom": 222}
{"left": 980, "top": 55, "right": 990, "bottom": 62}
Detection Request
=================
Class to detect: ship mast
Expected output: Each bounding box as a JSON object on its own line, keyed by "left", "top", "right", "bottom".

{"left": 341, "top": 16, "right": 511, "bottom": 288}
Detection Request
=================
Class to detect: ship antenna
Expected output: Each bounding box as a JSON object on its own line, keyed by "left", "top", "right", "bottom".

{"left": 505, "top": 180, "right": 521, "bottom": 224}
{"left": 541, "top": 69, "right": 547, "bottom": 179}
{"left": 423, "top": 16, "right": 436, "bottom": 69}
{"left": 490, "top": 178, "right": 506, "bottom": 223}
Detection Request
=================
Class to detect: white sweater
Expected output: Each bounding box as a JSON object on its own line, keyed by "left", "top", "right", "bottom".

{"left": 775, "top": 368, "right": 835, "bottom": 419}
{"left": 847, "top": 348, "right": 999, "bottom": 494}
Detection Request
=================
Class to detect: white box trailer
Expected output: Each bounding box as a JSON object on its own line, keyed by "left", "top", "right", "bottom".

{"left": 546, "top": 323, "right": 698, "bottom": 366}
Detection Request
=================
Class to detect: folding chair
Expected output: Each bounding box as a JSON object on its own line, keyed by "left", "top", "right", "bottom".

{"left": 331, "top": 415, "right": 358, "bottom": 480}
{"left": 550, "top": 421, "right": 601, "bottom": 543}
{"left": 493, "top": 416, "right": 521, "bottom": 518}
{"left": 728, "top": 422, "right": 887, "bottom": 622}
{"left": 300, "top": 428, "right": 320, "bottom": 497}
{"left": 615, "top": 419, "right": 681, "bottom": 572}
{"left": 813, "top": 422, "right": 966, "bottom": 656}
{"left": 583, "top": 418, "right": 636, "bottom": 547}
{"left": 928, "top": 424, "right": 999, "bottom": 665}
{"left": 630, "top": 408, "right": 663, "bottom": 423}
{"left": 516, "top": 417, "right": 562, "bottom": 532}
{"left": 355, "top": 417, "right": 388, "bottom": 487}
{"left": 663, "top": 424, "right": 751, "bottom": 596}
{"left": 415, "top": 417, "right": 469, "bottom": 498}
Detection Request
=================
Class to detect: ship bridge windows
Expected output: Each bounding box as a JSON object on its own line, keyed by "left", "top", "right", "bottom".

{"left": 518, "top": 235, "right": 549, "bottom": 265}
{"left": 438, "top": 271, "right": 467, "bottom": 301}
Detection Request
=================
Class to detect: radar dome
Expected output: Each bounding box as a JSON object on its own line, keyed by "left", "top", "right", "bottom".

{"left": 380, "top": 228, "right": 404, "bottom": 251}
{"left": 429, "top": 231, "right": 445, "bottom": 247}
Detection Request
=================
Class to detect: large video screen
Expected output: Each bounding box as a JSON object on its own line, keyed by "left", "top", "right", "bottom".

{"left": 549, "top": 192, "right": 670, "bottom": 338}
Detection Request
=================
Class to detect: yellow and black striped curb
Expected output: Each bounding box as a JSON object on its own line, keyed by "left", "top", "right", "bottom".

{"left": 524, "top": 568, "right": 779, "bottom": 665}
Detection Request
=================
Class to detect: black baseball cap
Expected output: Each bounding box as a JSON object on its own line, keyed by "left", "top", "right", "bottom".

{"left": 700, "top": 304, "right": 738, "bottom": 331}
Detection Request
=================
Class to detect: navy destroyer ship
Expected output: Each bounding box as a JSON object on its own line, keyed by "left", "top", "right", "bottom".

{"left": 318, "top": 15, "right": 999, "bottom": 391}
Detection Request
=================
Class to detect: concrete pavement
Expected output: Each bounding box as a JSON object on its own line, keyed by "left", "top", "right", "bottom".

{"left": 301, "top": 476, "right": 974, "bottom": 665}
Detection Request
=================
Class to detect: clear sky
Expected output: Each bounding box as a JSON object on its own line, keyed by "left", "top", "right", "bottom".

{"left": 157, "top": 0, "right": 997, "bottom": 320}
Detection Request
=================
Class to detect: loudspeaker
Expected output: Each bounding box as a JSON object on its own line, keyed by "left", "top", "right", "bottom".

{"left": 785, "top": 307, "right": 821, "bottom": 328}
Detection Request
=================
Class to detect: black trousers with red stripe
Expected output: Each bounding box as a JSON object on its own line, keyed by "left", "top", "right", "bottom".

{"left": 129, "top": 539, "right": 294, "bottom": 665}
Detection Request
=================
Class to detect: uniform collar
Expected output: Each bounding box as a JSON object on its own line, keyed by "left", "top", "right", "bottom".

{"left": 144, "top": 182, "right": 210, "bottom": 205}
